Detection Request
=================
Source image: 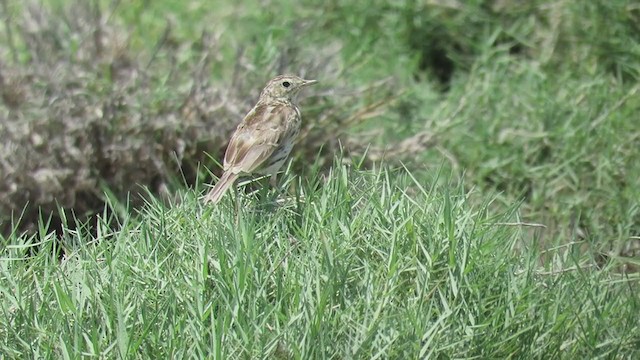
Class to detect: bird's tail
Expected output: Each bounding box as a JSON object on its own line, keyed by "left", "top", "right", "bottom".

{"left": 203, "top": 171, "right": 240, "bottom": 205}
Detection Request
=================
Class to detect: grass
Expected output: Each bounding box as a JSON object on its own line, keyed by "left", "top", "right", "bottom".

{"left": 1, "top": 0, "right": 640, "bottom": 357}
{"left": 2, "top": 163, "right": 638, "bottom": 358}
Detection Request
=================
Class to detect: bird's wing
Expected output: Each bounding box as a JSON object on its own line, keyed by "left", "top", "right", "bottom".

{"left": 223, "top": 103, "right": 296, "bottom": 174}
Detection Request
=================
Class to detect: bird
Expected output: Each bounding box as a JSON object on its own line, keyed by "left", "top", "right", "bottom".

{"left": 203, "top": 74, "right": 317, "bottom": 204}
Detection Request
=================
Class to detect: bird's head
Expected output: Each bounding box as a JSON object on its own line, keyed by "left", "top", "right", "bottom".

{"left": 259, "top": 74, "right": 317, "bottom": 103}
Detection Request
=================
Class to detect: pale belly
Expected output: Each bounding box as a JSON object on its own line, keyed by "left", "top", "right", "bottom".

{"left": 257, "top": 141, "right": 294, "bottom": 175}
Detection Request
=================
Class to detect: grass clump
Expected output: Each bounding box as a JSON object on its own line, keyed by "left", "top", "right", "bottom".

{"left": 1, "top": 164, "right": 638, "bottom": 358}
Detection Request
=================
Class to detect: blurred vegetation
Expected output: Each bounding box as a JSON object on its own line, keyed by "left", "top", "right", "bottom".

{"left": 1, "top": 0, "right": 639, "bottom": 259}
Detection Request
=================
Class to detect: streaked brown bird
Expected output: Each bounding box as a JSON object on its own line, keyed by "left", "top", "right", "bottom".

{"left": 203, "top": 74, "right": 317, "bottom": 204}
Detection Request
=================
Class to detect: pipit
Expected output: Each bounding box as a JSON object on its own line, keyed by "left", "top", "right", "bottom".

{"left": 203, "top": 74, "right": 317, "bottom": 204}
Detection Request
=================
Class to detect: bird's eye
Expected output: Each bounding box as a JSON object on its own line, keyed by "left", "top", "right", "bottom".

{"left": 282, "top": 81, "right": 291, "bottom": 88}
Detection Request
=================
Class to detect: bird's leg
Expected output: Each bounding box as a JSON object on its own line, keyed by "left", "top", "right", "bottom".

{"left": 234, "top": 184, "right": 240, "bottom": 227}
{"left": 269, "top": 172, "right": 288, "bottom": 203}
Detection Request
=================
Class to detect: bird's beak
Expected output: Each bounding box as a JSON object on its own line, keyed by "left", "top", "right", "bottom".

{"left": 302, "top": 79, "right": 318, "bottom": 87}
